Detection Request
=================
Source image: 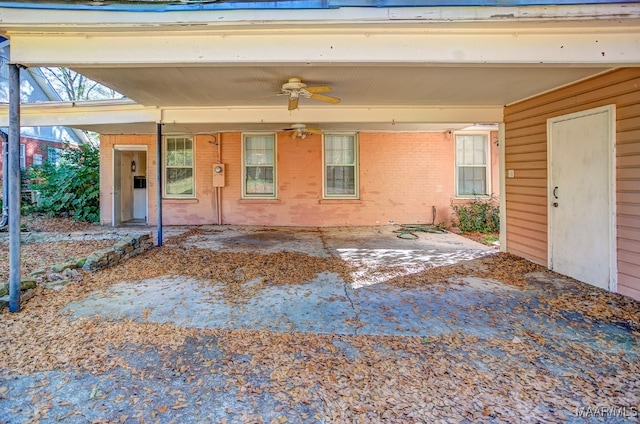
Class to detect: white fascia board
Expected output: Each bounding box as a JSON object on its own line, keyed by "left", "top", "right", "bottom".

{"left": 0, "top": 103, "right": 501, "bottom": 128}
{"left": 161, "top": 106, "right": 503, "bottom": 124}
{"left": 0, "top": 101, "right": 160, "bottom": 127}
{"left": 8, "top": 27, "right": 640, "bottom": 67}
{"left": 0, "top": 5, "right": 638, "bottom": 29}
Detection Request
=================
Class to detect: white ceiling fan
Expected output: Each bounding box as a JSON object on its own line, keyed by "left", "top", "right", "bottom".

{"left": 282, "top": 123, "right": 323, "bottom": 139}
{"left": 277, "top": 77, "right": 341, "bottom": 111}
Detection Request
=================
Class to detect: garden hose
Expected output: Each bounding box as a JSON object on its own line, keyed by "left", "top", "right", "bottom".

{"left": 393, "top": 223, "right": 446, "bottom": 240}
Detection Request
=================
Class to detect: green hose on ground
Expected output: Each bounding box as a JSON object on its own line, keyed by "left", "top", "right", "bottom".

{"left": 393, "top": 223, "right": 446, "bottom": 240}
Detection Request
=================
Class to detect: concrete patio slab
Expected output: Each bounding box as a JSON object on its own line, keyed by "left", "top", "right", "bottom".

{"left": 3, "top": 226, "right": 639, "bottom": 423}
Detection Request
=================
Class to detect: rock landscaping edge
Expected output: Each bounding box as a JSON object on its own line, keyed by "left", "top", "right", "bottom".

{"left": 0, "top": 232, "right": 155, "bottom": 309}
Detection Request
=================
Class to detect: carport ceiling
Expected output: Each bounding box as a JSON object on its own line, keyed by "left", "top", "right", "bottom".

{"left": 75, "top": 64, "right": 609, "bottom": 108}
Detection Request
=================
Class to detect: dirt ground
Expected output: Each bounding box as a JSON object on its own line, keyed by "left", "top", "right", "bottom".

{"left": 0, "top": 219, "right": 639, "bottom": 423}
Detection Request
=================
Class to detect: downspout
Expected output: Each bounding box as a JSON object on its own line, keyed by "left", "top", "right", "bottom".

{"left": 0, "top": 131, "right": 8, "bottom": 228}
{"left": 8, "top": 63, "right": 21, "bottom": 313}
{"left": 217, "top": 132, "right": 222, "bottom": 225}
{"left": 156, "top": 123, "right": 163, "bottom": 247}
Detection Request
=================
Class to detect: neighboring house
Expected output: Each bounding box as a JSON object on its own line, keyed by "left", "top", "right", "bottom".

{"left": 0, "top": 1, "right": 638, "bottom": 299}
{"left": 0, "top": 38, "right": 87, "bottom": 185}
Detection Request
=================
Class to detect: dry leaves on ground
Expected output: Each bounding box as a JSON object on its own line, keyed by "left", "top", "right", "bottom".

{"left": 94, "top": 246, "right": 354, "bottom": 305}
{"left": 385, "top": 252, "right": 546, "bottom": 290}
{"left": 1, "top": 224, "right": 639, "bottom": 423}
{"left": 0, "top": 240, "right": 115, "bottom": 281}
{"left": 20, "top": 215, "right": 99, "bottom": 233}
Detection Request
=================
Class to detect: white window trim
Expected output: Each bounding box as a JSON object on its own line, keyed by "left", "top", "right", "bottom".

{"left": 454, "top": 131, "right": 491, "bottom": 199}
{"left": 47, "top": 146, "right": 62, "bottom": 166}
{"left": 163, "top": 135, "right": 196, "bottom": 199}
{"left": 242, "top": 132, "right": 277, "bottom": 199}
{"left": 33, "top": 153, "right": 43, "bottom": 166}
{"left": 20, "top": 143, "right": 26, "bottom": 169}
{"left": 322, "top": 132, "right": 359, "bottom": 199}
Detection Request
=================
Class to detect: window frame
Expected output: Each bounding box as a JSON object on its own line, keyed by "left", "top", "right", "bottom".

{"left": 33, "top": 153, "right": 43, "bottom": 166}
{"left": 322, "top": 132, "right": 359, "bottom": 199}
{"left": 454, "top": 131, "right": 491, "bottom": 198}
{"left": 47, "top": 146, "right": 62, "bottom": 166}
{"left": 242, "top": 132, "right": 277, "bottom": 199}
{"left": 163, "top": 134, "right": 196, "bottom": 199}
{"left": 19, "top": 143, "right": 26, "bottom": 169}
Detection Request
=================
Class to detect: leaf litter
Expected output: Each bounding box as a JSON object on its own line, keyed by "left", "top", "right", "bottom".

{"left": 0, "top": 226, "right": 639, "bottom": 423}
{"left": 0, "top": 240, "right": 115, "bottom": 282}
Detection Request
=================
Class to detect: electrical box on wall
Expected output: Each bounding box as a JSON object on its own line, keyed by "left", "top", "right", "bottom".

{"left": 213, "top": 164, "right": 226, "bottom": 187}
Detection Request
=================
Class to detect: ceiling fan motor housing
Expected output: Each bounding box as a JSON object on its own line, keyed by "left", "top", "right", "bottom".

{"left": 282, "top": 78, "right": 307, "bottom": 91}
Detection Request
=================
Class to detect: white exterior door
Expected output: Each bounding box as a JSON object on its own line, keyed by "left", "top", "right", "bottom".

{"left": 112, "top": 149, "right": 122, "bottom": 226}
{"left": 548, "top": 105, "right": 615, "bottom": 291}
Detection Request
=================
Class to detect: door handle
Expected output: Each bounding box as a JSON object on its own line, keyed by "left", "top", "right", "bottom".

{"left": 553, "top": 186, "right": 558, "bottom": 199}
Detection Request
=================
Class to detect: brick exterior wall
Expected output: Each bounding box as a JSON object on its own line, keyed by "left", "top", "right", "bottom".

{"left": 0, "top": 136, "right": 67, "bottom": 185}
{"left": 101, "top": 131, "right": 499, "bottom": 227}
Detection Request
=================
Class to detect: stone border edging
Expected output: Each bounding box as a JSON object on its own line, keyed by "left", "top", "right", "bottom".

{"left": 1, "top": 232, "right": 155, "bottom": 309}
{"left": 82, "top": 233, "right": 155, "bottom": 271}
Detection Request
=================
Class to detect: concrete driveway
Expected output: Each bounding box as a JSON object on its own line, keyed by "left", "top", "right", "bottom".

{"left": 1, "top": 226, "right": 639, "bottom": 423}
{"left": 65, "top": 226, "right": 496, "bottom": 336}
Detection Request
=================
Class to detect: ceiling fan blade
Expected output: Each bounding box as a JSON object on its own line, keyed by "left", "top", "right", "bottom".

{"left": 310, "top": 93, "right": 341, "bottom": 104}
{"left": 247, "top": 92, "right": 285, "bottom": 102}
{"left": 288, "top": 97, "right": 299, "bottom": 111}
{"left": 307, "top": 128, "right": 323, "bottom": 135}
{"left": 305, "top": 85, "right": 333, "bottom": 94}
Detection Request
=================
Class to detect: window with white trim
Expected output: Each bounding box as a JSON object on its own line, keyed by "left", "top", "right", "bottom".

{"left": 243, "top": 134, "right": 276, "bottom": 198}
{"left": 33, "top": 153, "right": 43, "bottom": 166}
{"left": 323, "top": 134, "right": 358, "bottom": 198}
{"left": 455, "top": 133, "right": 490, "bottom": 197}
{"left": 47, "top": 147, "right": 62, "bottom": 166}
{"left": 20, "top": 143, "right": 26, "bottom": 169}
{"left": 164, "top": 135, "right": 195, "bottom": 198}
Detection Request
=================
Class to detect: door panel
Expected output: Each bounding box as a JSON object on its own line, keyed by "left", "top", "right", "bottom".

{"left": 120, "top": 152, "right": 134, "bottom": 222}
{"left": 548, "top": 106, "right": 614, "bottom": 290}
{"left": 112, "top": 149, "right": 121, "bottom": 226}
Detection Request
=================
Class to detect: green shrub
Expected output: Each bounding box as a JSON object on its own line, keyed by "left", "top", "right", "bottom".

{"left": 24, "top": 143, "right": 100, "bottom": 222}
{"left": 451, "top": 196, "right": 500, "bottom": 233}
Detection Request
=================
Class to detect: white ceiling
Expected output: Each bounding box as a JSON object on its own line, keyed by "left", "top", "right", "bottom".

{"left": 75, "top": 64, "right": 609, "bottom": 109}
{"left": 65, "top": 63, "right": 610, "bottom": 133}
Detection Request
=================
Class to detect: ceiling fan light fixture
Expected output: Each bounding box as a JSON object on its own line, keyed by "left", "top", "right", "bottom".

{"left": 279, "top": 77, "right": 340, "bottom": 110}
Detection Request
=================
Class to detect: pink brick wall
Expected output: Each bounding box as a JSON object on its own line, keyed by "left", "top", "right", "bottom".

{"left": 101, "top": 131, "right": 499, "bottom": 227}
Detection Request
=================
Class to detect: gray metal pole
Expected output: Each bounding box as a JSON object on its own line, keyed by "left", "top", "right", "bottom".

{"left": 8, "top": 64, "right": 21, "bottom": 313}
{"left": 156, "top": 123, "right": 163, "bottom": 247}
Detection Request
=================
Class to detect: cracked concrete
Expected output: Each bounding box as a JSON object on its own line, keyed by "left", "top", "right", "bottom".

{"left": 65, "top": 225, "right": 501, "bottom": 337}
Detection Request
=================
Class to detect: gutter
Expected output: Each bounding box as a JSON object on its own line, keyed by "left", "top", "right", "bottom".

{"left": 0, "top": 0, "right": 636, "bottom": 13}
